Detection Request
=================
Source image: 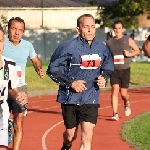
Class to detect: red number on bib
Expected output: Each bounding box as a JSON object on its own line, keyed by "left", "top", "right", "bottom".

{"left": 81, "top": 59, "right": 100, "bottom": 67}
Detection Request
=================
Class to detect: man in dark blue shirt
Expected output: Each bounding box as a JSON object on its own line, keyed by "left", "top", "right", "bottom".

{"left": 47, "top": 14, "right": 114, "bottom": 150}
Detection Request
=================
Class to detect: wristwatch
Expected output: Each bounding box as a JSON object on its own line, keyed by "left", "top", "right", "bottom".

{"left": 147, "top": 35, "right": 150, "bottom": 41}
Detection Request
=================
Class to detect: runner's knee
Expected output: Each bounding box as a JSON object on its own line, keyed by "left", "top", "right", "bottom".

{"left": 81, "top": 124, "right": 94, "bottom": 143}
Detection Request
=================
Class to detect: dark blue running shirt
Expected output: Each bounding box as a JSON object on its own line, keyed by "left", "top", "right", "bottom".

{"left": 47, "top": 36, "right": 114, "bottom": 105}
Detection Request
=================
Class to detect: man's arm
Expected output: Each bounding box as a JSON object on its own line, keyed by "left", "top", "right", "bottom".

{"left": 142, "top": 35, "right": 150, "bottom": 57}
{"left": 46, "top": 53, "right": 74, "bottom": 87}
{"left": 123, "top": 38, "right": 140, "bottom": 57}
{"left": 31, "top": 55, "right": 45, "bottom": 78}
{"left": 98, "top": 45, "right": 114, "bottom": 88}
{"left": 8, "top": 88, "right": 27, "bottom": 106}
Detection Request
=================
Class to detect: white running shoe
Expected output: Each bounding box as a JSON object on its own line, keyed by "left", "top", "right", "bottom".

{"left": 111, "top": 113, "right": 119, "bottom": 121}
{"left": 124, "top": 106, "right": 131, "bottom": 116}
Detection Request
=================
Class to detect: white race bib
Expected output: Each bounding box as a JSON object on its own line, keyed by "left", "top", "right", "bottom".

{"left": 80, "top": 54, "right": 101, "bottom": 69}
{"left": 114, "top": 55, "right": 124, "bottom": 64}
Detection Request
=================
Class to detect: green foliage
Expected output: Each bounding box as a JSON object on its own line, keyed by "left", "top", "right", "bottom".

{"left": 0, "top": 15, "right": 8, "bottom": 31}
{"left": 96, "top": 0, "right": 150, "bottom": 29}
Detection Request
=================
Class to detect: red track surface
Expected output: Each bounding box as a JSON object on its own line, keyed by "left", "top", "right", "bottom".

{"left": 8, "top": 87, "right": 150, "bottom": 150}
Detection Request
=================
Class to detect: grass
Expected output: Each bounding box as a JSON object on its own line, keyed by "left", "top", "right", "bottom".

{"left": 130, "top": 62, "right": 150, "bottom": 85}
{"left": 26, "top": 61, "right": 150, "bottom": 91}
{"left": 26, "top": 61, "right": 58, "bottom": 91}
{"left": 121, "top": 111, "right": 150, "bottom": 150}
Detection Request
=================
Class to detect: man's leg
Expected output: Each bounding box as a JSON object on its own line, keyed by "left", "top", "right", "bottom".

{"left": 120, "top": 88, "right": 131, "bottom": 116}
{"left": 120, "top": 68, "right": 131, "bottom": 116}
{"left": 61, "top": 127, "right": 78, "bottom": 150}
{"left": 80, "top": 122, "right": 95, "bottom": 150}
{"left": 79, "top": 104, "right": 99, "bottom": 150}
{"left": 13, "top": 112, "right": 24, "bottom": 150}
{"left": 111, "top": 84, "right": 120, "bottom": 116}
{"left": 120, "top": 88, "right": 128, "bottom": 102}
{"left": 9, "top": 85, "right": 27, "bottom": 150}
{"left": 61, "top": 104, "right": 79, "bottom": 150}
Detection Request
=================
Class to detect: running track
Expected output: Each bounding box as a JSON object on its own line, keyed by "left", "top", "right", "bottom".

{"left": 8, "top": 87, "right": 150, "bottom": 150}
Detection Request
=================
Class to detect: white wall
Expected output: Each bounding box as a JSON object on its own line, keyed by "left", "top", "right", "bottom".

{"left": 0, "top": 7, "right": 99, "bottom": 29}
{"left": 20, "top": 28, "right": 150, "bottom": 62}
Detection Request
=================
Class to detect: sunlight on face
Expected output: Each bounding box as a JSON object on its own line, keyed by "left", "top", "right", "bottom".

{"left": 8, "top": 20, "right": 24, "bottom": 45}
{"left": 76, "top": 17, "right": 96, "bottom": 44}
{"left": 113, "top": 23, "right": 124, "bottom": 37}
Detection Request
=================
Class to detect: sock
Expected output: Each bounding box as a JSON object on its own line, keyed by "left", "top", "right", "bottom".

{"left": 62, "top": 143, "right": 72, "bottom": 150}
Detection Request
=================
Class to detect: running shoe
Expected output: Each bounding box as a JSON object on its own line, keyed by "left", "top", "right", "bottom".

{"left": 61, "top": 143, "right": 72, "bottom": 150}
{"left": 8, "top": 119, "right": 13, "bottom": 144}
{"left": 111, "top": 113, "right": 119, "bottom": 121}
{"left": 124, "top": 101, "right": 131, "bottom": 116}
{"left": 24, "top": 109, "right": 28, "bottom": 116}
{"left": 124, "top": 107, "right": 131, "bottom": 116}
{"left": 61, "top": 147, "right": 71, "bottom": 150}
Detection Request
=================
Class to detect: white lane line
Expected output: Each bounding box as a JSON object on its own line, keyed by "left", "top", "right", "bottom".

{"left": 42, "top": 121, "right": 64, "bottom": 150}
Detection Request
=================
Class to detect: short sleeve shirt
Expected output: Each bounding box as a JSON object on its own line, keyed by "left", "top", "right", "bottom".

{"left": 3, "top": 37, "right": 37, "bottom": 87}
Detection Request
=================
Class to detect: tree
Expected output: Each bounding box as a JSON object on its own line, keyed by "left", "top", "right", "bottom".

{"left": 95, "top": 0, "right": 150, "bottom": 29}
{"left": 0, "top": 15, "right": 8, "bottom": 32}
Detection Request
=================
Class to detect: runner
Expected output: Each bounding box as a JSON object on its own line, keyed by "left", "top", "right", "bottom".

{"left": 47, "top": 14, "right": 114, "bottom": 150}
{"left": 106, "top": 20, "right": 140, "bottom": 121}
{"left": 0, "top": 25, "right": 27, "bottom": 150}
{"left": 3, "top": 17, "right": 45, "bottom": 150}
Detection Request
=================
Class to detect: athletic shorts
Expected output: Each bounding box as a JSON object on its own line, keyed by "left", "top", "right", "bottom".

{"left": 61, "top": 104, "right": 100, "bottom": 129}
{"left": 7, "top": 85, "right": 28, "bottom": 114}
{"left": 110, "top": 68, "right": 130, "bottom": 88}
{"left": 0, "top": 102, "right": 9, "bottom": 146}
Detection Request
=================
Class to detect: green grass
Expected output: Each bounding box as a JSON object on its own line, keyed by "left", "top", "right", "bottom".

{"left": 26, "top": 61, "right": 150, "bottom": 91}
{"left": 26, "top": 61, "right": 58, "bottom": 91}
{"left": 121, "top": 111, "right": 150, "bottom": 150}
{"left": 130, "top": 62, "right": 150, "bottom": 85}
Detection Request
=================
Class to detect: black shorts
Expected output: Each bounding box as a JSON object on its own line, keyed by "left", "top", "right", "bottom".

{"left": 110, "top": 68, "right": 130, "bottom": 88}
{"left": 61, "top": 104, "right": 100, "bottom": 129}
{"left": 7, "top": 85, "right": 28, "bottom": 114}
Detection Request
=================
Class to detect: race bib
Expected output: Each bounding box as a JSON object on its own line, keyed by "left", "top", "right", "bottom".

{"left": 80, "top": 54, "right": 101, "bottom": 69}
{"left": 114, "top": 55, "right": 124, "bottom": 64}
{"left": 0, "top": 80, "right": 8, "bottom": 101}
